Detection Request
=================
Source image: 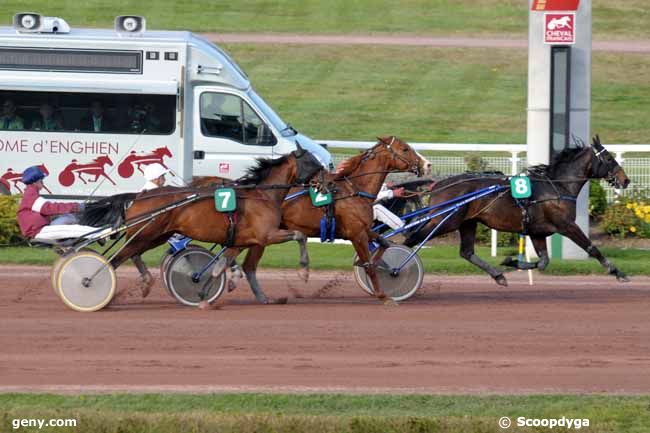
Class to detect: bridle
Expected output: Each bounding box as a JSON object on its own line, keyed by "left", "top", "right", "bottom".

{"left": 371, "top": 136, "right": 422, "bottom": 176}
{"left": 592, "top": 145, "right": 623, "bottom": 187}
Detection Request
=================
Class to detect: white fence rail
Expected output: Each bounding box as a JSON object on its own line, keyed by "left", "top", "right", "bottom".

{"left": 322, "top": 141, "right": 650, "bottom": 201}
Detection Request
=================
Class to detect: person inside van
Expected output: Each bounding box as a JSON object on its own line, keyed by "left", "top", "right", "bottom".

{"left": 32, "top": 103, "right": 63, "bottom": 131}
{"left": 200, "top": 94, "right": 243, "bottom": 142}
{"left": 80, "top": 100, "right": 114, "bottom": 132}
{"left": 0, "top": 99, "right": 24, "bottom": 130}
{"left": 16, "top": 166, "right": 107, "bottom": 242}
{"left": 128, "top": 102, "right": 161, "bottom": 133}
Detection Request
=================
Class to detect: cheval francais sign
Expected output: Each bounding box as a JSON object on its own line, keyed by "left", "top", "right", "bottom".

{"left": 544, "top": 13, "right": 575, "bottom": 44}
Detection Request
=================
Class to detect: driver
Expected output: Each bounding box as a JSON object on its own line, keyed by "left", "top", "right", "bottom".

{"left": 141, "top": 163, "right": 169, "bottom": 191}
{"left": 16, "top": 166, "right": 105, "bottom": 241}
{"left": 374, "top": 183, "right": 406, "bottom": 230}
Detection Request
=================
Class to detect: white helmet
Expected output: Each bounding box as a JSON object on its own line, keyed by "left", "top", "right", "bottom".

{"left": 143, "top": 163, "right": 169, "bottom": 181}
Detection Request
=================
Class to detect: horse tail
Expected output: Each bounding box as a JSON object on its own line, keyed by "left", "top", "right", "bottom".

{"left": 79, "top": 192, "right": 138, "bottom": 227}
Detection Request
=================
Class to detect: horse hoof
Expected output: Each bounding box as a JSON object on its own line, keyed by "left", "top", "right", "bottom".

{"left": 494, "top": 274, "right": 508, "bottom": 287}
{"left": 298, "top": 267, "right": 310, "bottom": 283}
{"left": 197, "top": 300, "right": 212, "bottom": 310}
{"left": 139, "top": 274, "right": 155, "bottom": 298}
{"left": 382, "top": 298, "right": 399, "bottom": 307}
{"left": 617, "top": 274, "right": 630, "bottom": 283}
{"left": 227, "top": 279, "right": 237, "bottom": 293}
{"left": 273, "top": 297, "right": 288, "bottom": 305}
{"left": 255, "top": 296, "right": 269, "bottom": 305}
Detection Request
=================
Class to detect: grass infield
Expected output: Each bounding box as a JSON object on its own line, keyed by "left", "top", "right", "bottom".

{"left": 1, "top": 242, "right": 648, "bottom": 276}
{"left": 3, "top": 0, "right": 647, "bottom": 39}
{"left": 1, "top": 393, "right": 650, "bottom": 433}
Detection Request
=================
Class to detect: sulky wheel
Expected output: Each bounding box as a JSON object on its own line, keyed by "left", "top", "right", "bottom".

{"left": 160, "top": 245, "right": 212, "bottom": 298}
{"left": 55, "top": 251, "right": 116, "bottom": 312}
{"left": 51, "top": 248, "right": 92, "bottom": 299}
{"left": 353, "top": 244, "right": 424, "bottom": 302}
{"left": 165, "top": 247, "right": 226, "bottom": 307}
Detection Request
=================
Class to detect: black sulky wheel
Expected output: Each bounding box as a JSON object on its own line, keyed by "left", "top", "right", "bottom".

{"left": 55, "top": 251, "right": 116, "bottom": 312}
{"left": 353, "top": 244, "right": 424, "bottom": 302}
{"left": 165, "top": 247, "right": 226, "bottom": 307}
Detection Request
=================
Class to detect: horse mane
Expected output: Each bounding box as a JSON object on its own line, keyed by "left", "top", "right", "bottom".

{"left": 78, "top": 192, "right": 138, "bottom": 227}
{"left": 526, "top": 147, "right": 587, "bottom": 177}
{"left": 335, "top": 152, "right": 367, "bottom": 177}
{"left": 238, "top": 154, "right": 291, "bottom": 185}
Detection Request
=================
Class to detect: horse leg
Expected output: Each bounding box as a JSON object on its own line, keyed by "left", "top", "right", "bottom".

{"left": 226, "top": 256, "right": 243, "bottom": 292}
{"left": 241, "top": 245, "right": 272, "bottom": 304}
{"left": 351, "top": 232, "right": 392, "bottom": 304}
{"left": 131, "top": 254, "right": 154, "bottom": 298}
{"left": 368, "top": 232, "right": 390, "bottom": 264}
{"left": 530, "top": 236, "right": 550, "bottom": 271}
{"left": 558, "top": 222, "right": 629, "bottom": 282}
{"left": 265, "top": 229, "right": 310, "bottom": 283}
{"left": 210, "top": 247, "right": 241, "bottom": 278}
{"left": 110, "top": 235, "right": 169, "bottom": 299}
{"left": 458, "top": 221, "right": 507, "bottom": 286}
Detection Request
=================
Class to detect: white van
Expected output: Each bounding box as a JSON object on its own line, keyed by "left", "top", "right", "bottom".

{"left": 0, "top": 13, "right": 331, "bottom": 197}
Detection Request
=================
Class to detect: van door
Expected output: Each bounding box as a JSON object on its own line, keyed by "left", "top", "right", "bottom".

{"left": 192, "top": 88, "right": 277, "bottom": 179}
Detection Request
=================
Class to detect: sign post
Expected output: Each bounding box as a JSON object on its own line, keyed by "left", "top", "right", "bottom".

{"left": 527, "top": 0, "right": 590, "bottom": 260}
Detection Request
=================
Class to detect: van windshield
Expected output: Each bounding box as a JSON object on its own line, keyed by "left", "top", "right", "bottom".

{"left": 247, "top": 90, "right": 292, "bottom": 136}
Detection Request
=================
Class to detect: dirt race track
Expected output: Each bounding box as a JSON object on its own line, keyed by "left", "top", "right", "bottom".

{"left": 1, "top": 265, "right": 650, "bottom": 394}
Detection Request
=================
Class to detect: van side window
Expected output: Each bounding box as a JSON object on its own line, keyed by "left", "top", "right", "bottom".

{"left": 200, "top": 92, "right": 276, "bottom": 146}
{"left": 0, "top": 90, "right": 176, "bottom": 135}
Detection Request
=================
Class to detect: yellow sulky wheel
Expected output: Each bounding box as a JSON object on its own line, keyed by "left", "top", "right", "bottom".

{"left": 55, "top": 251, "right": 116, "bottom": 312}
{"left": 50, "top": 255, "right": 66, "bottom": 298}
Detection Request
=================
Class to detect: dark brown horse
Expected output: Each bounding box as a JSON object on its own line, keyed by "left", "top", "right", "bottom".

{"left": 390, "top": 136, "right": 631, "bottom": 285}
{"left": 80, "top": 147, "right": 323, "bottom": 305}
{"left": 233, "top": 136, "right": 430, "bottom": 303}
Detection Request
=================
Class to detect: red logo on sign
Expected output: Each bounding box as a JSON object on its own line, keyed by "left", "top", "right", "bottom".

{"left": 532, "top": 0, "right": 579, "bottom": 11}
{"left": 545, "top": 13, "right": 575, "bottom": 44}
{"left": 219, "top": 163, "right": 230, "bottom": 174}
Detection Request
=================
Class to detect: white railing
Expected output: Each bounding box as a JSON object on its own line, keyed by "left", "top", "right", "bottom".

{"left": 316, "top": 140, "right": 650, "bottom": 252}
{"left": 322, "top": 141, "right": 650, "bottom": 201}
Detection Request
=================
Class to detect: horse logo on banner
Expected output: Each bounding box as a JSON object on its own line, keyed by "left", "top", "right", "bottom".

{"left": 117, "top": 147, "right": 173, "bottom": 178}
{"left": 58, "top": 156, "right": 116, "bottom": 187}
{"left": 0, "top": 164, "right": 52, "bottom": 194}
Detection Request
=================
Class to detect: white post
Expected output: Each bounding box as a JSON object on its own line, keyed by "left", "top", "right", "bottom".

{"left": 511, "top": 151, "right": 519, "bottom": 175}
{"left": 491, "top": 229, "right": 497, "bottom": 257}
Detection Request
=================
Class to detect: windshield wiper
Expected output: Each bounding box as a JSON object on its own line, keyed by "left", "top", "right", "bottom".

{"left": 280, "top": 124, "right": 298, "bottom": 136}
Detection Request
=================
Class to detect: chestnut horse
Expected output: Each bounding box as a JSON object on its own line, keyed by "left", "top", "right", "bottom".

{"left": 80, "top": 147, "right": 323, "bottom": 304}
{"left": 391, "top": 136, "right": 631, "bottom": 285}
{"left": 231, "top": 136, "right": 430, "bottom": 303}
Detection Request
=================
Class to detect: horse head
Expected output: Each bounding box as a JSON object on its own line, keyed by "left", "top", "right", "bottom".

{"left": 292, "top": 141, "right": 323, "bottom": 183}
{"left": 95, "top": 155, "right": 114, "bottom": 166}
{"left": 155, "top": 147, "right": 172, "bottom": 158}
{"left": 590, "top": 135, "right": 630, "bottom": 189}
{"left": 376, "top": 136, "right": 430, "bottom": 177}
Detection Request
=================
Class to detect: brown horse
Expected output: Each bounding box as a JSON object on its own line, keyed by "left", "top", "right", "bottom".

{"left": 234, "top": 136, "right": 430, "bottom": 303}
{"left": 80, "top": 146, "right": 323, "bottom": 305}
